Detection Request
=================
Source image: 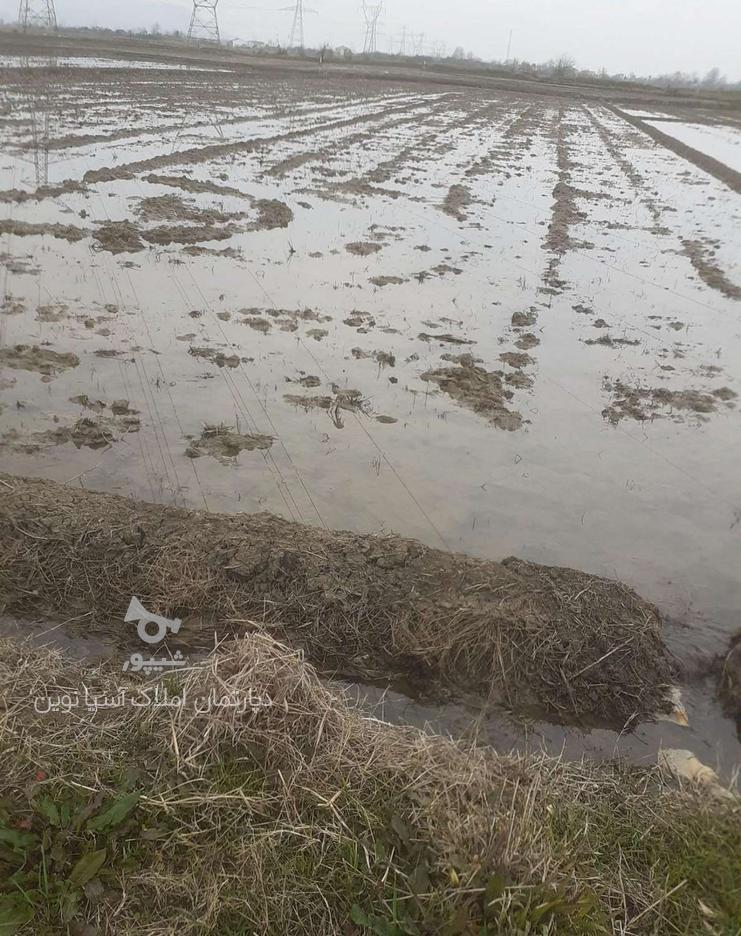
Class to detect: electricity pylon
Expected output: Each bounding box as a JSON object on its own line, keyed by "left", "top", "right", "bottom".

{"left": 288, "top": 0, "right": 304, "bottom": 48}
{"left": 18, "top": 0, "right": 57, "bottom": 30}
{"left": 398, "top": 24, "right": 407, "bottom": 56}
{"left": 188, "top": 0, "right": 220, "bottom": 43}
{"left": 18, "top": 57, "right": 55, "bottom": 188}
{"left": 362, "top": 2, "right": 382, "bottom": 54}
{"left": 281, "top": 0, "right": 317, "bottom": 49}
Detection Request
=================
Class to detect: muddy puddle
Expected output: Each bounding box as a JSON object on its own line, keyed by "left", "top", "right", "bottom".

{"left": 1, "top": 52, "right": 740, "bottom": 775}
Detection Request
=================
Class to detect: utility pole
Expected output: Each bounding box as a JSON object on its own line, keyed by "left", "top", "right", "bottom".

{"left": 362, "top": 2, "right": 382, "bottom": 54}
{"left": 188, "top": 0, "right": 220, "bottom": 44}
{"left": 18, "top": 0, "right": 57, "bottom": 30}
{"left": 505, "top": 29, "right": 513, "bottom": 64}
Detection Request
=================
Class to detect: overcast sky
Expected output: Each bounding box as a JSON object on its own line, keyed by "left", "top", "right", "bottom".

{"left": 4, "top": 0, "right": 740, "bottom": 80}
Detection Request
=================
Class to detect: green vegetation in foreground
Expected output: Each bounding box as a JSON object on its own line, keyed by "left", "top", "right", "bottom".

{"left": 0, "top": 636, "right": 739, "bottom": 935}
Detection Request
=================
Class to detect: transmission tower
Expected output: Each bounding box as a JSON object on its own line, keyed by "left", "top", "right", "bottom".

{"left": 398, "top": 24, "right": 407, "bottom": 56}
{"left": 188, "top": 0, "right": 220, "bottom": 43}
{"left": 288, "top": 0, "right": 304, "bottom": 48}
{"left": 18, "top": 0, "right": 57, "bottom": 31}
{"left": 362, "top": 2, "right": 382, "bottom": 54}
{"left": 17, "top": 58, "right": 55, "bottom": 187}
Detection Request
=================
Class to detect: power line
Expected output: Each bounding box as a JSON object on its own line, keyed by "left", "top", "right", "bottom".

{"left": 188, "top": 0, "right": 220, "bottom": 44}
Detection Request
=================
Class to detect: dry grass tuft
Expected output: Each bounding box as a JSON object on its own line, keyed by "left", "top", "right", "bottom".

{"left": 0, "top": 634, "right": 738, "bottom": 935}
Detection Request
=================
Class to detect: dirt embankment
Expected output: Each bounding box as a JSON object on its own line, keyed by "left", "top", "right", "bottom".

{"left": 0, "top": 475, "right": 675, "bottom": 727}
{"left": 610, "top": 105, "right": 741, "bottom": 197}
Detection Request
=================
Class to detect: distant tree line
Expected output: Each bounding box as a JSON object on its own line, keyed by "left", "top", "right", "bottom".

{"left": 1, "top": 19, "right": 738, "bottom": 92}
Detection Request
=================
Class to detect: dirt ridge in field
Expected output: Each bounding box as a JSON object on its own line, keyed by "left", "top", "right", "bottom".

{"left": 611, "top": 105, "right": 741, "bottom": 196}
{"left": 0, "top": 474, "right": 675, "bottom": 728}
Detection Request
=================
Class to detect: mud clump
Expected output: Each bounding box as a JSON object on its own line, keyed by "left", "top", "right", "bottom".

{"left": 182, "top": 245, "right": 242, "bottom": 259}
{"left": 250, "top": 199, "right": 293, "bottom": 231}
{"left": 0, "top": 474, "right": 675, "bottom": 727}
{"left": 0, "top": 219, "right": 87, "bottom": 243}
{"left": 602, "top": 379, "right": 737, "bottom": 424}
{"left": 285, "top": 387, "right": 369, "bottom": 429}
{"left": 0, "top": 344, "right": 79, "bottom": 377}
{"left": 584, "top": 334, "right": 640, "bottom": 348}
{"left": 136, "top": 194, "right": 238, "bottom": 226}
{"left": 344, "top": 311, "right": 375, "bottom": 331}
{"left": 442, "top": 184, "right": 472, "bottom": 221}
{"left": 345, "top": 241, "right": 382, "bottom": 257}
{"left": 241, "top": 316, "right": 271, "bottom": 334}
{"left": 418, "top": 332, "right": 474, "bottom": 346}
{"left": 512, "top": 309, "right": 537, "bottom": 327}
{"left": 286, "top": 374, "right": 320, "bottom": 388}
{"left": 1, "top": 296, "right": 25, "bottom": 316}
{"left": 94, "top": 221, "right": 145, "bottom": 254}
{"left": 36, "top": 303, "right": 68, "bottom": 323}
{"left": 352, "top": 348, "right": 396, "bottom": 367}
{"left": 515, "top": 333, "right": 539, "bottom": 351}
{"left": 0, "top": 252, "right": 40, "bottom": 276}
{"left": 71, "top": 395, "right": 139, "bottom": 418}
{"left": 47, "top": 416, "right": 139, "bottom": 449}
{"left": 545, "top": 181, "right": 584, "bottom": 257}
{"left": 188, "top": 347, "right": 241, "bottom": 368}
{"left": 142, "top": 173, "right": 249, "bottom": 198}
{"left": 143, "top": 223, "right": 241, "bottom": 246}
{"left": 422, "top": 353, "right": 523, "bottom": 431}
{"left": 2, "top": 415, "right": 139, "bottom": 453}
{"left": 185, "top": 424, "right": 273, "bottom": 463}
{"left": 370, "top": 275, "right": 405, "bottom": 287}
{"left": 681, "top": 239, "right": 741, "bottom": 301}
{"left": 500, "top": 351, "right": 533, "bottom": 370}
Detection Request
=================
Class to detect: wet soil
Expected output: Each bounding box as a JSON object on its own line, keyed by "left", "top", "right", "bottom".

{"left": 93, "top": 220, "right": 145, "bottom": 253}
{"left": 602, "top": 379, "right": 737, "bottom": 424}
{"left": 188, "top": 346, "right": 241, "bottom": 368}
{"left": 421, "top": 354, "right": 522, "bottom": 431}
{"left": 185, "top": 424, "right": 274, "bottom": 463}
{"left": 0, "top": 219, "right": 86, "bottom": 242}
{"left": 284, "top": 387, "right": 370, "bottom": 428}
{"left": 441, "top": 183, "right": 472, "bottom": 221}
{"left": 345, "top": 241, "right": 383, "bottom": 256}
{"left": 0, "top": 344, "right": 79, "bottom": 377}
{"left": 682, "top": 239, "right": 741, "bottom": 301}
{"left": 0, "top": 49, "right": 740, "bottom": 775}
{"left": 719, "top": 632, "right": 741, "bottom": 739}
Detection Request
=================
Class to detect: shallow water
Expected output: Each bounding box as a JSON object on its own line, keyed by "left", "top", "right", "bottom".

{"left": 644, "top": 119, "right": 741, "bottom": 173}
{"left": 1, "top": 55, "right": 740, "bottom": 775}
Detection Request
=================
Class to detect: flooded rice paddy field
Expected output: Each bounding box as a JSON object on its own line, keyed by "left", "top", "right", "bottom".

{"left": 1, "top": 54, "right": 740, "bottom": 773}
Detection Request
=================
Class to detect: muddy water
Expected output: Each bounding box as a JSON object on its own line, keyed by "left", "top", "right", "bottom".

{"left": 1, "top": 56, "right": 740, "bottom": 776}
